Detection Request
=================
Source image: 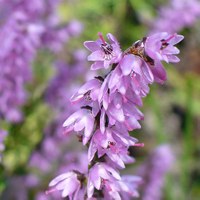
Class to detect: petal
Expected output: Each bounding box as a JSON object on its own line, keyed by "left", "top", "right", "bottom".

{"left": 108, "top": 67, "right": 121, "bottom": 90}
{"left": 100, "top": 109, "right": 106, "bottom": 133}
{"left": 74, "top": 117, "right": 86, "bottom": 132}
{"left": 132, "top": 56, "right": 143, "bottom": 75}
{"left": 169, "top": 34, "right": 184, "bottom": 45}
{"left": 163, "top": 46, "right": 180, "bottom": 55}
{"left": 87, "top": 179, "right": 95, "bottom": 198}
{"left": 167, "top": 55, "right": 180, "bottom": 63}
{"left": 62, "top": 176, "right": 79, "bottom": 197}
{"left": 109, "top": 104, "right": 125, "bottom": 122}
{"left": 125, "top": 117, "right": 141, "bottom": 131}
{"left": 107, "top": 152, "right": 125, "bottom": 168}
{"left": 107, "top": 33, "right": 118, "bottom": 44}
{"left": 84, "top": 41, "right": 100, "bottom": 51}
{"left": 49, "top": 172, "right": 74, "bottom": 187}
{"left": 63, "top": 110, "right": 84, "bottom": 127}
{"left": 98, "top": 76, "right": 109, "bottom": 103}
{"left": 103, "top": 92, "right": 109, "bottom": 110}
{"left": 91, "top": 61, "right": 104, "bottom": 70}
{"left": 88, "top": 140, "right": 97, "bottom": 162}
{"left": 88, "top": 50, "right": 104, "bottom": 61}
{"left": 78, "top": 79, "right": 100, "bottom": 94}
{"left": 151, "top": 61, "right": 167, "bottom": 84}
{"left": 141, "top": 62, "right": 154, "bottom": 83}
{"left": 120, "top": 54, "right": 135, "bottom": 76}
{"left": 103, "top": 164, "right": 121, "bottom": 180}
{"left": 83, "top": 115, "right": 94, "bottom": 144}
{"left": 113, "top": 93, "right": 122, "bottom": 109}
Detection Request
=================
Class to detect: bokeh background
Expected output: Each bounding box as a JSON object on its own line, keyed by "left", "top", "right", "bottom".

{"left": 0, "top": 0, "right": 200, "bottom": 199}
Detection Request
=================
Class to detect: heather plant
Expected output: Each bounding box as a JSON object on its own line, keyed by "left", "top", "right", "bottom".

{"left": 1, "top": 1, "right": 200, "bottom": 200}
{"left": 46, "top": 32, "right": 183, "bottom": 199}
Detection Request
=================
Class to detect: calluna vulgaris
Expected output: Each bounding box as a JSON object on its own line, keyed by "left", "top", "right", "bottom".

{"left": 47, "top": 32, "right": 183, "bottom": 199}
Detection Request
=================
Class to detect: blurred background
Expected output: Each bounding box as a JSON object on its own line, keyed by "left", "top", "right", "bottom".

{"left": 0, "top": 0, "right": 200, "bottom": 199}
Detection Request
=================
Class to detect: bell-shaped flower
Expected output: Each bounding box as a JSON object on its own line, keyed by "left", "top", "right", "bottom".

{"left": 84, "top": 32, "right": 122, "bottom": 70}
{"left": 46, "top": 171, "right": 81, "bottom": 199}
{"left": 87, "top": 163, "right": 121, "bottom": 198}
{"left": 145, "top": 32, "right": 184, "bottom": 63}
{"left": 71, "top": 78, "right": 102, "bottom": 103}
{"left": 63, "top": 108, "right": 95, "bottom": 145}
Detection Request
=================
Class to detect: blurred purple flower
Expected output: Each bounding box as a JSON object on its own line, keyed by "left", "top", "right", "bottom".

{"left": 138, "top": 144, "right": 174, "bottom": 200}
{"left": 0, "top": 0, "right": 83, "bottom": 123}
{"left": 151, "top": 0, "right": 200, "bottom": 33}
{"left": 0, "top": 12, "right": 43, "bottom": 122}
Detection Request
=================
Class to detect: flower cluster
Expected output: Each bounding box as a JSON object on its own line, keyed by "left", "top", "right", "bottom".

{"left": 47, "top": 32, "right": 183, "bottom": 199}
{"left": 0, "top": 12, "right": 43, "bottom": 122}
{"left": 0, "top": 0, "right": 83, "bottom": 123}
{"left": 151, "top": 0, "right": 200, "bottom": 33}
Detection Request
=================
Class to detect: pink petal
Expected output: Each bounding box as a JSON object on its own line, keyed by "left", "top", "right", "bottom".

{"left": 88, "top": 50, "right": 104, "bottom": 61}
{"left": 63, "top": 110, "right": 84, "bottom": 127}
{"left": 49, "top": 172, "right": 74, "bottom": 187}
{"left": 91, "top": 61, "right": 104, "bottom": 70}
{"left": 62, "top": 176, "right": 79, "bottom": 197}
{"left": 84, "top": 41, "right": 100, "bottom": 51}
{"left": 120, "top": 54, "right": 134, "bottom": 76}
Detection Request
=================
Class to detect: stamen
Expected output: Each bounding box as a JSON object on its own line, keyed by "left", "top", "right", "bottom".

{"left": 165, "top": 33, "right": 176, "bottom": 43}
{"left": 134, "top": 143, "right": 144, "bottom": 147}
{"left": 45, "top": 188, "right": 57, "bottom": 195}
{"left": 108, "top": 141, "right": 115, "bottom": 147}
{"left": 98, "top": 32, "right": 114, "bottom": 60}
{"left": 98, "top": 32, "right": 106, "bottom": 45}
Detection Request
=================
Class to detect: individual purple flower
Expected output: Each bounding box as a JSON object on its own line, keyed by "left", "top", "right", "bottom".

{"left": 63, "top": 108, "right": 95, "bottom": 145}
{"left": 84, "top": 32, "right": 122, "bottom": 70}
{"left": 87, "top": 163, "right": 121, "bottom": 198}
{"left": 46, "top": 171, "right": 83, "bottom": 199}
{"left": 71, "top": 78, "right": 102, "bottom": 104}
{"left": 88, "top": 128, "right": 137, "bottom": 168}
{"left": 145, "top": 32, "right": 184, "bottom": 63}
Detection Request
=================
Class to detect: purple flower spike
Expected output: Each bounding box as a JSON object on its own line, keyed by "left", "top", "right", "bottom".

{"left": 84, "top": 32, "right": 122, "bottom": 70}
{"left": 48, "top": 31, "right": 183, "bottom": 199}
